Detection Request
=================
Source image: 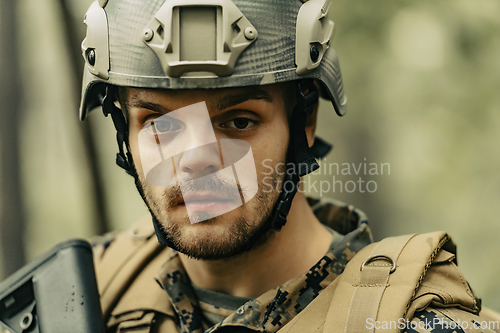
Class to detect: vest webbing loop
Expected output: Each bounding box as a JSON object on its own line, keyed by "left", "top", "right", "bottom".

{"left": 344, "top": 234, "right": 415, "bottom": 332}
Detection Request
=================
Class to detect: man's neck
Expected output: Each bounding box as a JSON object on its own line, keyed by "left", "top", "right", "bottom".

{"left": 179, "top": 192, "right": 333, "bottom": 298}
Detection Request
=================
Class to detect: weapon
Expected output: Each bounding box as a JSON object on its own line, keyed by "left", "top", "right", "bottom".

{"left": 0, "top": 239, "right": 105, "bottom": 332}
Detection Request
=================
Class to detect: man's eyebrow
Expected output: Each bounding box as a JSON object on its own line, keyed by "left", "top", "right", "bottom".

{"left": 215, "top": 88, "right": 274, "bottom": 111}
{"left": 127, "top": 99, "right": 171, "bottom": 114}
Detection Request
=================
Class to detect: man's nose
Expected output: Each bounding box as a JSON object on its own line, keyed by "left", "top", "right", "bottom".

{"left": 177, "top": 142, "right": 222, "bottom": 178}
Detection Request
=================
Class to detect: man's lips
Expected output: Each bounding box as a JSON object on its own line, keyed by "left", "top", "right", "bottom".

{"left": 180, "top": 191, "right": 232, "bottom": 204}
{"left": 177, "top": 191, "right": 239, "bottom": 212}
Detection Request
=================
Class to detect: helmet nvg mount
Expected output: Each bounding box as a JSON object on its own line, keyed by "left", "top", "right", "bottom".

{"left": 80, "top": 0, "right": 347, "bottom": 246}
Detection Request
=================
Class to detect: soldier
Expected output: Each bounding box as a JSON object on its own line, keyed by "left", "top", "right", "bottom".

{"left": 81, "top": 0, "right": 500, "bottom": 332}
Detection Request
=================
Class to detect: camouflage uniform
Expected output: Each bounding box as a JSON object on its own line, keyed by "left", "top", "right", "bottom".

{"left": 94, "top": 198, "right": 498, "bottom": 333}
{"left": 154, "top": 198, "right": 371, "bottom": 333}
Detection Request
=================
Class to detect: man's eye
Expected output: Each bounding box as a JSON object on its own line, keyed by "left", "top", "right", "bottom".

{"left": 147, "top": 118, "right": 181, "bottom": 134}
{"left": 233, "top": 118, "right": 250, "bottom": 129}
{"left": 223, "top": 118, "right": 257, "bottom": 130}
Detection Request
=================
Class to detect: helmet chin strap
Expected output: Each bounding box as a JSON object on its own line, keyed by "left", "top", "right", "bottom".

{"left": 102, "top": 80, "right": 320, "bottom": 250}
{"left": 242, "top": 80, "right": 320, "bottom": 250}
{"left": 100, "top": 86, "right": 179, "bottom": 248}
{"left": 268, "top": 79, "right": 320, "bottom": 229}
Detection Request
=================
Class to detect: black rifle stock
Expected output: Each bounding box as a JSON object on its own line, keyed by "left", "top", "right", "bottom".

{"left": 0, "top": 239, "right": 105, "bottom": 333}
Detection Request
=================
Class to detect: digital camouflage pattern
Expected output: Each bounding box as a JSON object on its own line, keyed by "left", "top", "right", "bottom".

{"left": 403, "top": 307, "right": 499, "bottom": 333}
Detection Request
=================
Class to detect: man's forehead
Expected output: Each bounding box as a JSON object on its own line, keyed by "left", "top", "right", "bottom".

{"left": 124, "top": 85, "right": 281, "bottom": 114}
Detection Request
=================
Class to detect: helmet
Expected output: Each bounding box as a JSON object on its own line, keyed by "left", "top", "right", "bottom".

{"left": 79, "top": 0, "right": 347, "bottom": 246}
{"left": 80, "top": 0, "right": 346, "bottom": 120}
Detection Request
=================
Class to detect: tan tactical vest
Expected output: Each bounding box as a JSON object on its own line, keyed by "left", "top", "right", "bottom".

{"left": 93, "top": 217, "right": 500, "bottom": 332}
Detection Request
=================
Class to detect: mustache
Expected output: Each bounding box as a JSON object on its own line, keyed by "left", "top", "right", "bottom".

{"left": 165, "top": 174, "right": 243, "bottom": 206}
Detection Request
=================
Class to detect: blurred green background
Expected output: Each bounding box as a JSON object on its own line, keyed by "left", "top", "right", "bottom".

{"left": 0, "top": 0, "right": 499, "bottom": 309}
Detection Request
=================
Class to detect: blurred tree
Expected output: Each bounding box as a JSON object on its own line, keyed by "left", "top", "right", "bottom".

{"left": 0, "top": 0, "right": 27, "bottom": 275}
{"left": 57, "top": 0, "right": 111, "bottom": 235}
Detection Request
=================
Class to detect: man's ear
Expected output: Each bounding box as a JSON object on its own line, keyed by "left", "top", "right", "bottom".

{"left": 305, "top": 102, "right": 319, "bottom": 148}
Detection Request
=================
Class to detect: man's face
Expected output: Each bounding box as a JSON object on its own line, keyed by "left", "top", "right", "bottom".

{"left": 124, "top": 85, "right": 291, "bottom": 260}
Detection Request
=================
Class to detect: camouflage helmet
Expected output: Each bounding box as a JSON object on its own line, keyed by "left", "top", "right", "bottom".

{"left": 79, "top": 0, "right": 347, "bottom": 120}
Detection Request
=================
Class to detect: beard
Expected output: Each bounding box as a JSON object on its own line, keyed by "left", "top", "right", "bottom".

{"left": 134, "top": 165, "right": 284, "bottom": 261}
